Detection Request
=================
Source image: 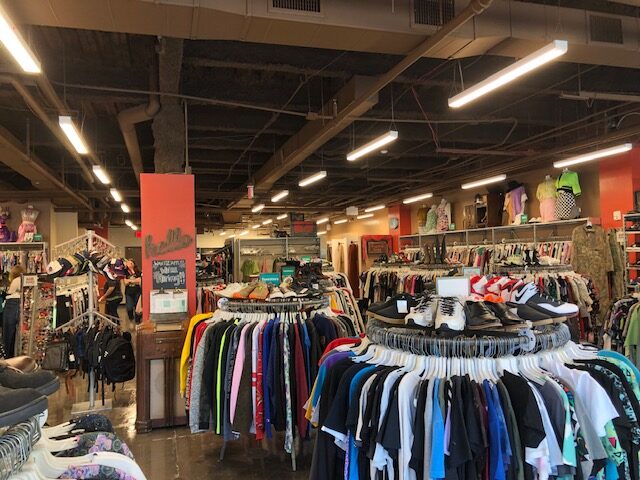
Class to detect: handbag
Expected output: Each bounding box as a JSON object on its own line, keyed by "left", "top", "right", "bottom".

{"left": 41, "top": 339, "right": 69, "bottom": 371}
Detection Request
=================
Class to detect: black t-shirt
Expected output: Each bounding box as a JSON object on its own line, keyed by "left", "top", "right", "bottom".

{"left": 104, "top": 278, "right": 122, "bottom": 301}
{"left": 409, "top": 379, "right": 430, "bottom": 479}
{"left": 445, "top": 376, "right": 473, "bottom": 480}
{"left": 125, "top": 270, "right": 141, "bottom": 296}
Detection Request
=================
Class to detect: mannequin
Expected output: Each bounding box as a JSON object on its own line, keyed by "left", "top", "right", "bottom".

{"left": 425, "top": 204, "right": 438, "bottom": 234}
{"left": 17, "top": 204, "right": 39, "bottom": 242}
{"left": 555, "top": 168, "right": 581, "bottom": 220}
{"left": 436, "top": 199, "right": 451, "bottom": 232}
{"left": 536, "top": 174, "right": 557, "bottom": 222}
{"left": 504, "top": 181, "right": 528, "bottom": 225}
{"left": 417, "top": 205, "right": 429, "bottom": 235}
{"left": 0, "top": 206, "right": 12, "bottom": 242}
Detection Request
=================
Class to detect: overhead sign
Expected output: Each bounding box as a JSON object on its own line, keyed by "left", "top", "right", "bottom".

{"left": 152, "top": 259, "right": 187, "bottom": 290}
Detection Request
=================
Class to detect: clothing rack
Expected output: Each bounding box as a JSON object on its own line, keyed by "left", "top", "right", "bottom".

{"left": 0, "top": 416, "right": 40, "bottom": 480}
{"left": 365, "top": 318, "right": 571, "bottom": 358}
{"left": 220, "top": 297, "right": 329, "bottom": 313}
{"left": 52, "top": 231, "right": 120, "bottom": 415}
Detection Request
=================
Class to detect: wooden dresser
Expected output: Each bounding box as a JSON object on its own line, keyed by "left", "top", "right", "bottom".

{"left": 135, "top": 321, "right": 188, "bottom": 433}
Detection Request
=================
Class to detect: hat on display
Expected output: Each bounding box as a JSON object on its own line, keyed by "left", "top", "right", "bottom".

{"left": 57, "top": 257, "right": 73, "bottom": 277}
{"left": 46, "top": 260, "right": 63, "bottom": 277}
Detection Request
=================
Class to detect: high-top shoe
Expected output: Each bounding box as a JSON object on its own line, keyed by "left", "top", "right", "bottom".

{"left": 405, "top": 294, "right": 437, "bottom": 327}
{"left": 512, "top": 283, "right": 578, "bottom": 319}
{"left": 435, "top": 296, "right": 466, "bottom": 331}
{"left": 0, "top": 385, "right": 47, "bottom": 427}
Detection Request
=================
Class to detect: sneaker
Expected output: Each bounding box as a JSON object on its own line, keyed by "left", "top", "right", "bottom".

{"left": 249, "top": 283, "right": 269, "bottom": 300}
{"left": 506, "top": 302, "right": 554, "bottom": 326}
{"left": 512, "top": 283, "right": 578, "bottom": 318}
{"left": 405, "top": 294, "right": 436, "bottom": 327}
{"left": 486, "top": 302, "right": 531, "bottom": 330}
{"left": 268, "top": 287, "right": 284, "bottom": 300}
{"left": 232, "top": 283, "right": 257, "bottom": 299}
{"left": 435, "top": 296, "right": 465, "bottom": 331}
{"left": 0, "top": 386, "right": 48, "bottom": 427}
{"left": 370, "top": 295, "right": 420, "bottom": 325}
{"left": 0, "top": 364, "right": 60, "bottom": 396}
{"left": 464, "top": 301, "right": 502, "bottom": 330}
{"left": 369, "top": 294, "right": 416, "bottom": 314}
{"left": 218, "top": 283, "right": 243, "bottom": 298}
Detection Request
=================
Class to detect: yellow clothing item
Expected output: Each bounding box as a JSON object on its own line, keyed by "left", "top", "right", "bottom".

{"left": 536, "top": 178, "right": 557, "bottom": 200}
{"left": 180, "top": 312, "right": 214, "bottom": 396}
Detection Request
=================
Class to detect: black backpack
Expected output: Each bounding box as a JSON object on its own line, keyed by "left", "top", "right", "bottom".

{"left": 101, "top": 332, "right": 135, "bottom": 385}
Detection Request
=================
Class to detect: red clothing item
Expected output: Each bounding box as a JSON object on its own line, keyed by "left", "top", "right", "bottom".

{"left": 255, "top": 324, "right": 265, "bottom": 440}
{"left": 186, "top": 321, "right": 210, "bottom": 406}
{"left": 319, "top": 337, "right": 362, "bottom": 365}
{"left": 293, "top": 322, "right": 309, "bottom": 439}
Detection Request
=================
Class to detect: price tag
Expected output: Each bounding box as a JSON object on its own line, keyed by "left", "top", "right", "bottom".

{"left": 69, "top": 353, "right": 76, "bottom": 362}
{"left": 396, "top": 300, "right": 408, "bottom": 314}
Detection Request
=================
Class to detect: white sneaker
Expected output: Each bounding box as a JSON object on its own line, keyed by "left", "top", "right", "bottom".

{"left": 405, "top": 295, "right": 436, "bottom": 327}
{"left": 513, "top": 283, "right": 578, "bottom": 316}
{"left": 435, "top": 296, "right": 466, "bottom": 331}
{"left": 218, "top": 283, "right": 243, "bottom": 298}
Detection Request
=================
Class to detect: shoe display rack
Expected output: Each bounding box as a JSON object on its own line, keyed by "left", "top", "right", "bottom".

{"left": 624, "top": 213, "right": 640, "bottom": 291}
{"left": 233, "top": 236, "right": 321, "bottom": 281}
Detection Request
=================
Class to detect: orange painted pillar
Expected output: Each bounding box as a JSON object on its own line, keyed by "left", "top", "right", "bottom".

{"left": 140, "top": 173, "right": 196, "bottom": 321}
{"left": 599, "top": 148, "right": 640, "bottom": 229}
{"left": 388, "top": 204, "right": 412, "bottom": 252}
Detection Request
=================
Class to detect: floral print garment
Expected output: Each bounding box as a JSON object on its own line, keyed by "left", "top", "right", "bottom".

{"left": 55, "top": 432, "right": 134, "bottom": 459}
{"left": 58, "top": 464, "right": 137, "bottom": 480}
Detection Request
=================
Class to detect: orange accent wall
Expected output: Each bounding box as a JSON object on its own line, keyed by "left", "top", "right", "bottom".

{"left": 140, "top": 174, "right": 196, "bottom": 321}
{"left": 388, "top": 204, "right": 411, "bottom": 252}
{"left": 599, "top": 149, "right": 640, "bottom": 229}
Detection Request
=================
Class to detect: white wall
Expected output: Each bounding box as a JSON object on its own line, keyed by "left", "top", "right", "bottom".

{"left": 196, "top": 232, "right": 225, "bottom": 249}
{"left": 52, "top": 212, "right": 78, "bottom": 246}
{"left": 109, "top": 226, "right": 141, "bottom": 250}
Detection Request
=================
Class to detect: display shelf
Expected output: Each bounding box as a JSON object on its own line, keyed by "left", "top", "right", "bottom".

{"left": 627, "top": 248, "right": 640, "bottom": 252}
{"left": 0, "top": 241, "right": 47, "bottom": 250}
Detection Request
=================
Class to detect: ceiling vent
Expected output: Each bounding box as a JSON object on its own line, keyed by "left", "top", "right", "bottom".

{"left": 413, "top": 0, "right": 455, "bottom": 26}
{"left": 271, "top": 0, "right": 321, "bottom": 14}
{"left": 589, "top": 14, "right": 624, "bottom": 44}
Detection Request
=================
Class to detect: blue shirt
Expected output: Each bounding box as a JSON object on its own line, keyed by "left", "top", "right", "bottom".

{"left": 347, "top": 365, "right": 377, "bottom": 480}
{"left": 484, "top": 380, "right": 506, "bottom": 480}
{"left": 431, "top": 378, "right": 446, "bottom": 479}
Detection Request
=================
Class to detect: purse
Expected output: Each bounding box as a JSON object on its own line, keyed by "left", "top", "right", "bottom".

{"left": 41, "top": 339, "right": 69, "bottom": 371}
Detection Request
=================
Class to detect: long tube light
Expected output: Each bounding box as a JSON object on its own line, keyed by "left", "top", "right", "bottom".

{"left": 228, "top": 234, "right": 236, "bottom": 239}
{"left": 239, "top": 230, "right": 249, "bottom": 236}
{"left": 0, "top": 5, "right": 41, "bottom": 74}
{"left": 461, "top": 174, "right": 507, "bottom": 190}
{"left": 448, "top": 40, "right": 568, "bottom": 109}
{"left": 110, "top": 188, "right": 122, "bottom": 202}
{"left": 129, "top": 224, "right": 138, "bottom": 231}
{"left": 403, "top": 192, "right": 433, "bottom": 204}
{"left": 334, "top": 219, "right": 348, "bottom": 225}
{"left": 252, "top": 224, "right": 261, "bottom": 230}
{"left": 347, "top": 131, "right": 398, "bottom": 161}
{"left": 125, "top": 220, "right": 133, "bottom": 227}
{"left": 317, "top": 230, "right": 327, "bottom": 236}
{"left": 277, "top": 214, "right": 288, "bottom": 220}
{"left": 251, "top": 203, "right": 265, "bottom": 213}
{"left": 271, "top": 190, "right": 289, "bottom": 202}
{"left": 316, "top": 217, "right": 329, "bottom": 225}
{"left": 262, "top": 219, "right": 273, "bottom": 225}
{"left": 364, "top": 205, "right": 385, "bottom": 213}
{"left": 219, "top": 231, "right": 227, "bottom": 237}
{"left": 59, "top": 116, "right": 89, "bottom": 154}
{"left": 120, "top": 204, "right": 130, "bottom": 213}
{"left": 299, "top": 170, "right": 327, "bottom": 187}
{"left": 357, "top": 213, "right": 374, "bottom": 220}
{"left": 553, "top": 143, "right": 633, "bottom": 169}
{"left": 92, "top": 165, "right": 111, "bottom": 185}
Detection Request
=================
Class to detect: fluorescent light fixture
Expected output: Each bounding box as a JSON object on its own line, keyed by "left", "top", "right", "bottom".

{"left": 299, "top": 170, "right": 327, "bottom": 187}
{"left": 317, "top": 230, "right": 327, "bottom": 236}
{"left": 277, "top": 214, "right": 288, "bottom": 220}
{"left": 239, "top": 230, "right": 249, "bottom": 236}
{"left": 120, "top": 203, "right": 130, "bottom": 213}
{"left": 461, "top": 174, "right": 507, "bottom": 190}
{"left": 334, "top": 219, "right": 348, "bottom": 225}
{"left": 251, "top": 203, "right": 265, "bottom": 213}
{"left": 316, "top": 217, "right": 329, "bottom": 225}
{"left": 109, "top": 188, "right": 122, "bottom": 202}
{"left": 219, "top": 231, "right": 227, "bottom": 236}
{"left": 92, "top": 165, "right": 111, "bottom": 185}
{"left": 357, "top": 213, "right": 374, "bottom": 220}
{"left": 125, "top": 219, "right": 133, "bottom": 227}
{"left": 252, "top": 224, "right": 261, "bottom": 230}
{"left": 271, "top": 190, "right": 289, "bottom": 202}
{"left": 129, "top": 224, "right": 138, "bottom": 231}
{"left": 448, "top": 40, "right": 568, "bottom": 109}
{"left": 0, "top": 5, "right": 41, "bottom": 73}
{"left": 59, "top": 116, "right": 89, "bottom": 154}
{"left": 553, "top": 143, "right": 633, "bottom": 169}
{"left": 228, "top": 234, "right": 236, "bottom": 239}
{"left": 347, "top": 130, "right": 398, "bottom": 161}
{"left": 403, "top": 192, "right": 433, "bottom": 204}
{"left": 262, "top": 219, "right": 273, "bottom": 225}
{"left": 364, "top": 205, "right": 385, "bottom": 213}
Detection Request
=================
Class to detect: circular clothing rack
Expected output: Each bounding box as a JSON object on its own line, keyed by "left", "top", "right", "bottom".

{"left": 365, "top": 318, "right": 571, "bottom": 358}
{"left": 218, "top": 296, "right": 329, "bottom": 313}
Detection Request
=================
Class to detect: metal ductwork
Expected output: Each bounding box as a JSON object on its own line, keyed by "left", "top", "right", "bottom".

{"left": 117, "top": 57, "right": 161, "bottom": 184}
{"left": 6, "top": 0, "right": 640, "bottom": 68}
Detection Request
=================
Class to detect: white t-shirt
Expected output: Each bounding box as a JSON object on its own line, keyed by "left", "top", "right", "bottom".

{"left": 6, "top": 277, "right": 21, "bottom": 299}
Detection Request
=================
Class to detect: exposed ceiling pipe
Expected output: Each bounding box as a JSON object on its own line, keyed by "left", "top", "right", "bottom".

{"left": 248, "top": 0, "right": 493, "bottom": 196}
{"left": 0, "top": 75, "right": 95, "bottom": 184}
{"left": 117, "top": 53, "right": 161, "bottom": 184}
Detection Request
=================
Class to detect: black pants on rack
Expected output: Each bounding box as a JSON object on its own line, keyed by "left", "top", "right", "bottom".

{"left": 2, "top": 298, "right": 20, "bottom": 358}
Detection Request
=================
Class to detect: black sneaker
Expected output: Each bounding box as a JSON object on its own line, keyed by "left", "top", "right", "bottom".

{"left": 487, "top": 302, "right": 530, "bottom": 330}
{"left": 0, "top": 364, "right": 60, "bottom": 396}
{"left": 506, "top": 302, "right": 553, "bottom": 326}
{"left": 464, "top": 301, "right": 502, "bottom": 330}
{"left": 369, "top": 294, "right": 420, "bottom": 325}
{"left": 368, "top": 294, "right": 417, "bottom": 314}
{"left": 0, "top": 385, "right": 47, "bottom": 427}
{"left": 512, "top": 283, "right": 578, "bottom": 318}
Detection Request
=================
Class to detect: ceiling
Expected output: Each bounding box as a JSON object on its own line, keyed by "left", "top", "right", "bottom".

{"left": 1, "top": 0, "right": 640, "bottom": 229}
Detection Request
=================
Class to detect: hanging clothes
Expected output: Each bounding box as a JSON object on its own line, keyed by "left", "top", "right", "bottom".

{"left": 348, "top": 243, "right": 360, "bottom": 298}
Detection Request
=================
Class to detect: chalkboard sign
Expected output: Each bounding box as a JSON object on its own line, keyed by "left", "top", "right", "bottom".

{"left": 152, "top": 260, "right": 186, "bottom": 290}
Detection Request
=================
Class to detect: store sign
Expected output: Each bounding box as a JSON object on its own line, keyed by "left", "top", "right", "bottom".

{"left": 282, "top": 266, "right": 295, "bottom": 278}
{"left": 144, "top": 227, "right": 193, "bottom": 259}
{"left": 259, "top": 273, "right": 281, "bottom": 285}
{"left": 152, "top": 259, "right": 187, "bottom": 290}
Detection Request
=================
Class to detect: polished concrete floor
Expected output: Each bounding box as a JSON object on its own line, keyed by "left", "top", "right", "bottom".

{"left": 45, "top": 308, "right": 312, "bottom": 479}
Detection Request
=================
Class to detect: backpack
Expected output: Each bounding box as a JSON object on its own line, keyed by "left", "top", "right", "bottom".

{"left": 101, "top": 332, "right": 135, "bottom": 385}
